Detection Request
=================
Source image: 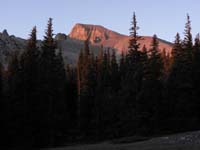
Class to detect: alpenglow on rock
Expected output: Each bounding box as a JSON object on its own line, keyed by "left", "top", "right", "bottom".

{"left": 69, "top": 23, "right": 173, "bottom": 54}
{"left": 0, "top": 24, "right": 173, "bottom": 65}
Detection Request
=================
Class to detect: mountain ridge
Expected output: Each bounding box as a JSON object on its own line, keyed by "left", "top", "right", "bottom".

{"left": 69, "top": 23, "right": 173, "bottom": 54}
{"left": 0, "top": 23, "right": 173, "bottom": 65}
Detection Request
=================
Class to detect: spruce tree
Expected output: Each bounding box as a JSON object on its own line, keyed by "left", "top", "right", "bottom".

{"left": 110, "top": 49, "right": 119, "bottom": 92}
{"left": 147, "top": 35, "right": 163, "bottom": 80}
{"left": 119, "top": 51, "right": 126, "bottom": 77}
{"left": 137, "top": 35, "right": 164, "bottom": 134}
{"left": 167, "top": 16, "right": 196, "bottom": 130}
{"left": 171, "top": 33, "right": 182, "bottom": 64}
{"left": 192, "top": 34, "right": 200, "bottom": 122}
{"left": 123, "top": 12, "right": 143, "bottom": 103}
{"left": 7, "top": 51, "right": 24, "bottom": 145}
{"left": 20, "top": 26, "right": 40, "bottom": 146}
{"left": 38, "top": 18, "right": 66, "bottom": 146}
{"left": 119, "top": 12, "right": 144, "bottom": 135}
{"left": 78, "top": 40, "right": 96, "bottom": 135}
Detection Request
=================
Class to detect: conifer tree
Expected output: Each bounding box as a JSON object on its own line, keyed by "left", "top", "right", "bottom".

{"left": 66, "top": 64, "right": 78, "bottom": 128}
{"left": 167, "top": 16, "right": 196, "bottom": 130}
{"left": 119, "top": 51, "right": 126, "bottom": 77}
{"left": 20, "top": 26, "right": 40, "bottom": 145}
{"left": 7, "top": 51, "right": 24, "bottom": 145}
{"left": 38, "top": 18, "right": 66, "bottom": 146}
{"left": 193, "top": 34, "right": 200, "bottom": 89}
{"left": 78, "top": 40, "right": 96, "bottom": 135}
{"left": 136, "top": 35, "right": 164, "bottom": 134}
{"left": 118, "top": 12, "right": 145, "bottom": 135}
{"left": 147, "top": 35, "right": 163, "bottom": 80}
{"left": 161, "top": 48, "right": 169, "bottom": 75}
{"left": 128, "top": 12, "right": 140, "bottom": 63}
{"left": 192, "top": 34, "right": 200, "bottom": 121}
{"left": 183, "top": 14, "right": 193, "bottom": 51}
{"left": 110, "top": 49, "right": 119, "bottom": 92}
{"left": 122, "top": 12, "right": 143, "bottom": 108}
{"left": 171, "top": 33, "right": 182, "bottom": 62}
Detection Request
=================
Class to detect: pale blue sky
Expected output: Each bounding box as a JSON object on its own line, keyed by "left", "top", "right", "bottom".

{"left": 0, "top": 0, "right": 200, "bottom": 42}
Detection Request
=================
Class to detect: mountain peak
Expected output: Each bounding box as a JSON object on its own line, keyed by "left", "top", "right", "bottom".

{"left": 69, "top": 23, "right": 173, "bottom": 54}
{"left": 69, "top": 23, "right": 124, "bottom": 44}
{"left": 73, "top": 23, "right": 104, "bottom": 28}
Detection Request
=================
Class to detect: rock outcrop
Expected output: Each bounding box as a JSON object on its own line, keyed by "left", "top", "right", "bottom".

{"left": 55, "top": 33, "right": 67, "bottom": 41}
{"left": 69, "top": 23, "right": 173, "bottom": 54}
{"left": 0, "top": 30, "right": 26, "bottom": 64}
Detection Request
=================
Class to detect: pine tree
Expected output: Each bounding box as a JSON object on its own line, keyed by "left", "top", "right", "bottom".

{"left": 123, "top": 12, "right": 143, "bottom": 102}
{"left": 119, "top": 12, "right": 144, "bottom": 135}
{"left": 38, "top": 18, "right": 65, "bottom": 146}
{"left": 161, "top": 48, "right": 170, "bottom": 77}
{"left": 193, "top": 34, "right": 200, "bottom": 88}
{"left": 0, "top": 61, "right": 6, "bottom": 146}
{"left": 119, "top": 51, "right": 126, "bottom": 77}
{"left": 192, "top": 34, "right": 200, "bottom": 122}
{"left": 136, "top": 35, "right": 164, "bottom": 134}
{"left": 146, "top": 35, "right": 163, "bottom": 80}
{"left": 127, "top": 12, "right": 141, "bottom": 67}
{"left": 110, "top": 49, "right": 119, "bottom": 92}
{"left": 171, "top": 33, "right": 182, "bottom": 63}
{"left": 124, "top": 12, "right": 144, "bottom": 104}
{"left": 167, "top": 16, "right": 196, "bottom": 130}
{"left": 20, "top": 26, "right": 40, "bottom": 146}
{"left": 66, "top": 64, "right": 78, "bottom": 129}
{"left": 53, "top": 49, "right": 68, "bottom": 136}
{"left": 7, "top": 51, "right": 24, "bottom": 145}
{"left": 183, "top": 14, "right": 193, "bottom": 51}
{"left": 78, "top": 40, "right": 96, "bottom": 135}
{"left": 140, "top": 45, "right": 148, "bottom": 78}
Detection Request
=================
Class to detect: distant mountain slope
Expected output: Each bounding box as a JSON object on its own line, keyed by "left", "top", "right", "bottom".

{"left": 0, "top": 30, "right": 26, "bottom": 64}
{"left": 69, "top": 23, "right": 173, "bottom": 54}
{"left": 0, "top": 23, "right": 173, "bottom": 65}
{"left": 55, "top": 37, "right": 101, "bottom": 65}
{"left": 0, "top": 30, "right": 101, "bottom": 65}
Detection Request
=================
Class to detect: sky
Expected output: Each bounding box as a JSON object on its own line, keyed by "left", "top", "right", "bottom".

{"left": 0, "top": 0, "right": 200, "bottom": 42}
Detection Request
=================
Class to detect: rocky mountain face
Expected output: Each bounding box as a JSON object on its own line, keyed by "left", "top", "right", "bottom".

{"left": 55, "top": 37, "right": 100, "bottom": 65}
{"left": 0, "top": 30, "right": 100, "bottom": 65}
{"left": 0, "top": 30, "right": 26, "bottom": 64}
{"left": 69, "top": 23, "right": 173, "bottom": 54}
{"left": 0, "top": 24, "right": 173, "bottom": 65}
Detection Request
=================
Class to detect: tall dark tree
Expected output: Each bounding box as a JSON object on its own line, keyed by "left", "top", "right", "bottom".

{"left": 167, "top": 15, "right": 196, "bottom": 130}
{"left": 119, "top": 12, "right": 144, "bottom": 135}
{"left": 38, "top": 18, "right": 66, "bottom": 146}
{"left": 183, "top": 14, "right": 193, "bottom": 51}
{"left": 161, "top": 48, "right": 170, "bottom": 76}
{"left": 193, "top": 34, "right": 200, "bottom": 91}
{"left": 171, "top": 33, "right": 182, "bottom": 62}
{"left": 136, "top": 35, "right": 164, "bottom": 134}
{"left": 119, "top": 51, "right": 126, "bottom": 77}
{"left": 20, "top": 26, "right": 40, "bottom": 146}
{"left": 110, "top": 49, "right": 119, "bottom": 92}
{"left": 7, "top": 51, "right": 24, "bottom": 145}
{"left": 123, "top": 12, "right": 143, "bottom": 102}
{"left": 192, "top": 33, "right": 200, "bottom": 122}
{"left": 146, "top": 35, "right": 163, "bottom": 80}
{"left": 78, "top": 40, "right": 96, "bottom": 135}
